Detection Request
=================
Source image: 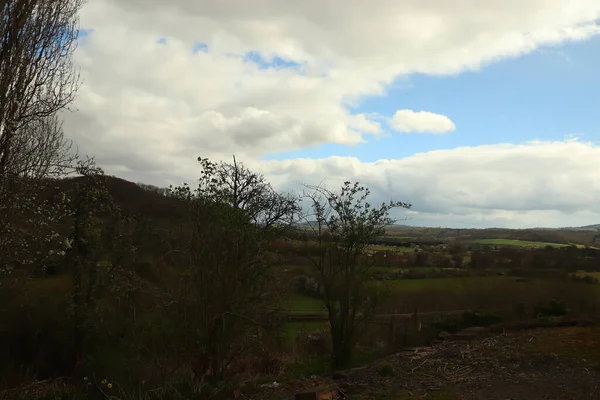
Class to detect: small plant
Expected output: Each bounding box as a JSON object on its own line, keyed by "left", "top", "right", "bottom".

{"left": 534, "top": 299, "right": 567, "bottom": 317}
{"left": 378, "top": 364, "right": 396, "bottom": 377}
{"left": 432, "top": 318, "right": 460, "bottom": 334}
{"left": 287, "top": 356, "right": 331, "bottom": 377}
{"left": 515, "top": 302, "right": 527, "bottom": 320}
{"left": 461, "top": 310, "right": 503, "bottom": 328}
{"left": 432, "top": 311, "right": 503, "bottom": 334}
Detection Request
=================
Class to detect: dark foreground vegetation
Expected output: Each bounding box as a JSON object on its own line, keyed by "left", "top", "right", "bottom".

{"left": 3, "top": 1, "right": 600, "bottom": 399}
{"left": 4, "top": 162, "right": 600, "bottom": 400}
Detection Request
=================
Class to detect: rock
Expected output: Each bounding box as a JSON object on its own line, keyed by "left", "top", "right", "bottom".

{"left": 260, "top": 381, "right": 280, "bottom": 389}
{"left": 295, "top": 385, "right": 340, "bottom": 400}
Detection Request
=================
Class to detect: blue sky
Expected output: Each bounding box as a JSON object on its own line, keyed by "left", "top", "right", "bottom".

{"left": 262, "top": 36, "right": 600, "bottom": 162}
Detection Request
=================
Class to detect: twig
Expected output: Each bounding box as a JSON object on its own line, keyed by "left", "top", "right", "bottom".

{"left": 93, "top": 374, "right": 113, "bottom": 400}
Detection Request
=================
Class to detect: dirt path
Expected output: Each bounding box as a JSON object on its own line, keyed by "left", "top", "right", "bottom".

{"left": 254, "top": 326, "right": 600, "bottom": 399}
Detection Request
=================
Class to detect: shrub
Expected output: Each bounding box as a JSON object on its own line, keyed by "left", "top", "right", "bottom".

{"left": 534, "top": 299, "right": 567, "bottom": 317}
{"left": 515, "top": 302, "right": 527, "bottom": 320}
{"left": 571, "top": 274, "right": 599, "bottom": 285}
{"left": 378, "top": 364, "right": 396, "bottom": 377}
{"left": 461, "top": 310, "right": 503, "bottom": 328}
{"left": 294, "top": 275, "right": 322, "bottom": 298}
{"left": 432, "top": 310, "right": 503, "bottom": 334}
{"left": 0, "top": 281, "right": 74, "bottom": 381}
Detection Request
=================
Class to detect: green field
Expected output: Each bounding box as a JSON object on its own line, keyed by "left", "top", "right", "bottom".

{"left": 472, "top": 239, "right": 572, "bottom": 248}
{"left": 284, "top": 293, "right": 325, "bottom": 314}
{"left": 286, "top": 275, "right": 600, "bottom": 313}
{"left": 368, "top": 244, "right": 414, "bottom": 253}
{"left": 282, "top": 273, "right": 600, "bottom": 351}
{"left": 281, "top": 321, "right": 327, "bottom": 346}
{"left": 575, "top": 271, "right": 600, "bottom": 279}
{"left": 283, "top": 276, "right": 495, "bottom": 313}
{"left": 286, "top": 276, "right": 546, "bottom": 315}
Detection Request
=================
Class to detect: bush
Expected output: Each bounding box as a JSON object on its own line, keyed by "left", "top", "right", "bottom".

{"left": 515, "top": 302, "right": 527, "bottom": 320}
{"left": 0, "top": 281, "right": 75, "bottom": 381}
{"left": 378, "top": 364, "right": 396, "bottom": 377}
{"left": 571, "top": 274, "right": 599, "bottom": 285}
{"left": 432, "top": 310, "right": 503, "bottom": 334}
{"left": 294, "top": 275, "right": 322, "bottom": 298}
{"left": 461, "top": 310, "right": 503, "bottom": 328}
{"left": 534, "top": 299, "right": 567, "bottom": 317}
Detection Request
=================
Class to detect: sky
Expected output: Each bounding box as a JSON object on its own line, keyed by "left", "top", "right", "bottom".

{"left": 61, "top": 0, "right": 600, "bottom": 229}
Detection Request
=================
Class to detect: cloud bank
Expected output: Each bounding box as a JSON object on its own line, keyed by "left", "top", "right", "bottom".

{"left": 254, "top": 139, "right": 600, "bottom": 229}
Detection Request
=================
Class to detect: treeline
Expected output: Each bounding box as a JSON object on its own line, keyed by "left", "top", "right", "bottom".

{"left": 290, "top": 242, "right": 600, "bottom": 272}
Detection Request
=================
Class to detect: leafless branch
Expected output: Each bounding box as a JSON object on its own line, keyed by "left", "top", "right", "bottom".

{"left": 0, "top": 0, "right": 83, "bottom": 178}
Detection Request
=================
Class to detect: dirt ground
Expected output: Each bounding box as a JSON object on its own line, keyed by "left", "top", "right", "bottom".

{"left": 253, "top": 325, "right": 600, "bottom": 399}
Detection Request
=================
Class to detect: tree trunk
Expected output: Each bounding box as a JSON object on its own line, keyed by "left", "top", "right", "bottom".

{"left": 329, "top": 308, "right": 354, "bottom": 369}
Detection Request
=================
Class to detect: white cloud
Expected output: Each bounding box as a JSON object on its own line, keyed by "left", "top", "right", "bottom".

{"left": 66, "top": 0, "right": 600, "bottom": 164}
{"left": 390, "top": 110, "right": 456, "bottom": 134}
{"left": 250, "top": 139, "right": 600, "bottom": 229}
{"left": 55, "top": 0, "right": 600, "bottom": 227}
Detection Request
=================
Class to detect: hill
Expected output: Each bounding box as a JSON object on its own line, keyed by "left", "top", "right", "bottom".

{"left": 49, "top": 175, "right": 187, "bottom": 220}
{"left": 45, "top": 175, "right": 600, "bottom": 246}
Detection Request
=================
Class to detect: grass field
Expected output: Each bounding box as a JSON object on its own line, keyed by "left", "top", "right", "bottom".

{"left": 284, "top": 293, "right": 325, "bottom": 314}
{"left": 281, "top": 321, "right": 328, "bottom": 346}
{"left": 288, "top": 274, "right": 600, "bottom": 315}
{"left": 281, "top": 273, "right": 600, "bottom": 353}
{"left": 472, "top": 239, "right": 573, "bottom": 248}
{"left": 373, "top": 275, "right": 504, "bottom": 292}
{"left": 286, "top": 274, "right": 600, "bottom": 313}
{"left": 368, "top": 244, "right": 414, "bottom": 253}
{"left": 575, "top": 271, "right": 600, "bottom": 279}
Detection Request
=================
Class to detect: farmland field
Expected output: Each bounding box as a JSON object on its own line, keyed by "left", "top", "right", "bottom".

{"left": 368, "top": 244, "right": 414, "bottom": 253}
{"left": 472, "top": 239, "right": 573, "bottom": 248}
{"left": 281, "top": 321, "right": 327, "bottom": 346}
{"left": 575, "top": 271, "right": 600, "bottom": 279}
{"left": 285, "top": 274, "right": 600, "bottom": 321}
{"left": 284, "top": 293, "right": 325, "bottom": 314}
{"left": 373, "top": 275, "right": 504, "bottom": 292}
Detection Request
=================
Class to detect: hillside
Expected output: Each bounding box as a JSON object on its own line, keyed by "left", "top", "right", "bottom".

{"left": 49, "top": 175, "right": 187, "bottom": 220}
{"left": 62, "top": 175, "right": 597, "bottom": 246}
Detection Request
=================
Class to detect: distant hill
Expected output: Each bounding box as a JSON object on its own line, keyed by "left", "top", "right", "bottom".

{"left": 569, "top": 224, "right": 600, "bottom": 231}
{"left": 386, "top": 224, "right": 597, "bottom": 246}
{"left": 43, "top": 175, "right": 599, "bottom": 246}
{"left": 50, "top": 175, "right": 187, "bottom": 220}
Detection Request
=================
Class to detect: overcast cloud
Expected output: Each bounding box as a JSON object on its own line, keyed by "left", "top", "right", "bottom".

{"left": 61, "top": 0, "right": 600, "bottom": 228}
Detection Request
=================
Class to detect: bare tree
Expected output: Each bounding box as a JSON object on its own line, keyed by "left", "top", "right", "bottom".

{"left": 161, "top": 156, "right": 298, "bottom": 388}
{"left": 0, "top": 0, "right": 83, "bottom": 275}
{"left": 3, "top": 114, "right": 76, "bottom": 179}
{"left": 0, "top": 0, "right": 83, "bottom": 177}
{"left": 197, "top": 155, "right": 301, "bottom": 232}
{"left": 303, "top": 181, "right": 410, "bottom": 368}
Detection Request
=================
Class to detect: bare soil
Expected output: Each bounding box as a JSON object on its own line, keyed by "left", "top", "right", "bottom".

{"left": 251, "top": 324, "right": 600, "bottom": 399}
